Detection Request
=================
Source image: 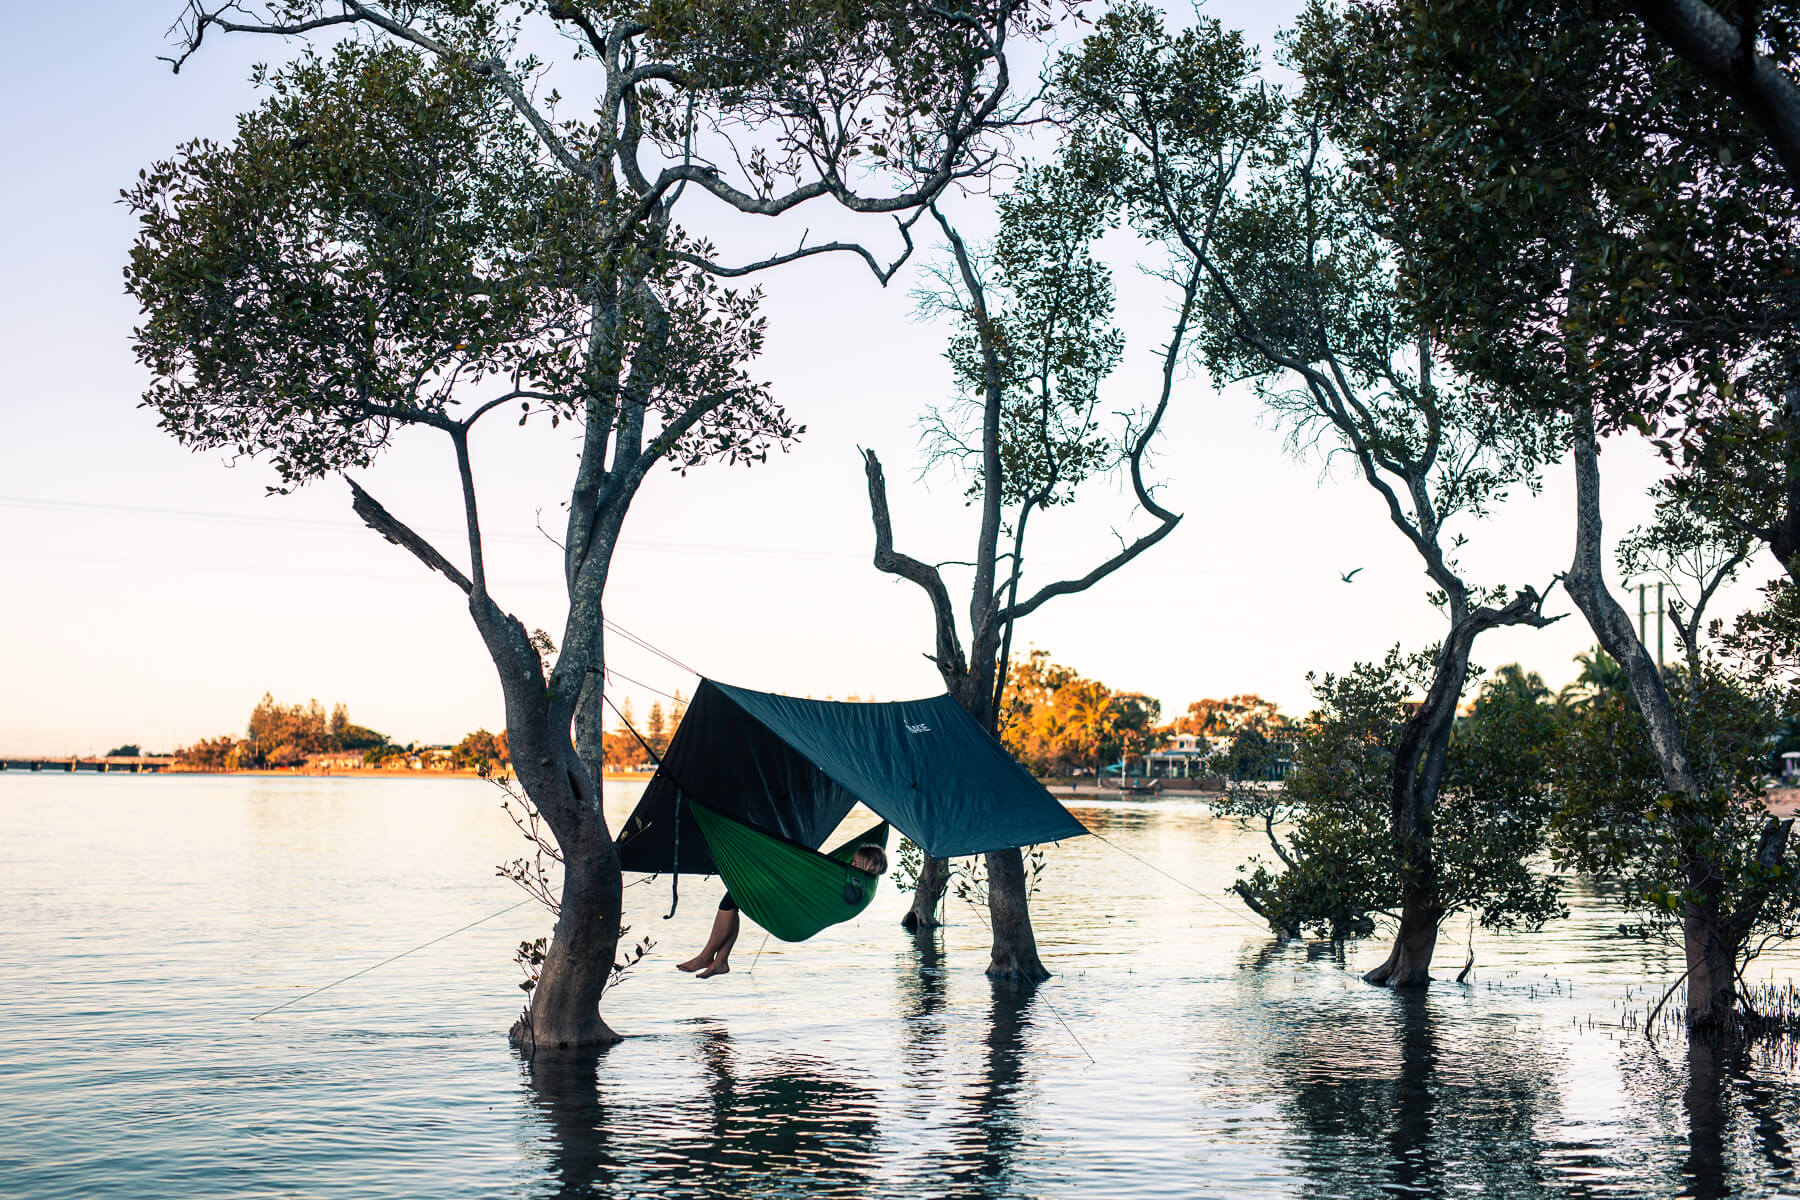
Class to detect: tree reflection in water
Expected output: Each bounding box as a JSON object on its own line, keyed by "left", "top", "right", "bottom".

{"left": 691, "top": 1028, "right": 883, "bottom": 1193}
{"left": 1272, "top": 991, "right": 1558, "bottom": 1196}
{"left": 518, "top": 1048, "right": 616, "bottom": 1199}
{"left": 1679, "top": 1035, "right": 1799, "bottom": 1199}
{"left": 892, "top": 924, "right": 1041, "bottom": 1195}
{"left": 939, "top": 977, "right": 1037, "bottom": 1196}
{"left": 519, "top": 1029, "right": 881, "bottom": 1198}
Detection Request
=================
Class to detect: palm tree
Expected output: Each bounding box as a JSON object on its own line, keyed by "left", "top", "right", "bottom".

{"left": 1061, "top": 679, "right": 1117, "bottom": 788}
{"left": 1556, "top": 646, "right": 1630, "bottom": 714}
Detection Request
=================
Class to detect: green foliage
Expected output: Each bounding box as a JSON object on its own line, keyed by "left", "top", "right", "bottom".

{"left": 923, "top": 163, "right": 1125, "bottom": 507}
{"left": 1210, "top": 726, "right": 1286, "bottom": 784}
{"left": 1556, "top": 647, "right": 1631, "bottom": 715}
{"left": 1552, "top": 659, "right": 1793, "bottom": 956}
{"left": 948, "top": 844, "right": 1047, "bottom": 909}
{"left": 1440, "top": 666, "right": 1565, "bottom": 932}
{"left": 1724, "top": 579, "right": 1800, "bottom": 705}
{"left": 124, "top": 41, "right": 792, "bottom": 492}
{"left": 1316, "top": 0, "right": 1800, "bottom": 443}
{"left": 1054, "top": 2, "right": 1280, "bottom": 249}
{"left": 1227, "top": 653, "right": 1564, "bottom": 941}
{"left": 173, "top": 694, "right": 388, "bottom": 769}
{"left": 128, "top": 43, "right": 560, "bottom": 486}
{"left": 172, "top": 735, "right": 238, "bottom": 772}
{"left": 891, "top": 834, "right": 926, "bottom": 894}
{"left": 454, "top": 728, "right": 509, "bottom": 772}
{"left": 105, "top": 745, "right": 141, "bottom": 758}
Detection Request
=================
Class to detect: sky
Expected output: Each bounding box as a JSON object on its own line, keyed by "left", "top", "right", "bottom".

{"left": 0, "top": 3, "right": 1778, "bottom": 756}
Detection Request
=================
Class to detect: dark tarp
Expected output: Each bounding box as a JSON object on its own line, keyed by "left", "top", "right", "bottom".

{"left": 615, "top": 678, "right": 1087, "bottom": 874}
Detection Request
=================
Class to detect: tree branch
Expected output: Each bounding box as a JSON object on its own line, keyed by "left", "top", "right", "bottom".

{"left": 863, "top": 447, "right": 968, "bottom": 679}
{"left": 449, "top": 427, "right": 489, "bottom": 596}
{"left": 347, "top": 477, "right": 473, "bottom": 595}
{"left": 666, "top": 210, "right": 922, "bottom": 285}
{"left": 1628, "top": 0, "right": 1800, "bottom": 187}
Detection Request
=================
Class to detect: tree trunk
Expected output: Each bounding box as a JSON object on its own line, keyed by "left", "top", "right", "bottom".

{"left": 463, "top": 591, "right": 623, "bottom": 1050}
{"left": 1564, "top": 405, "right": 1739, "bottom": 1030}
{"left": 1684, "top": 899, "right": 1739, "bottom": 1033}
{"left": 902, "top": 853, "right": 949, "bottom": 930}
{"left": 349, "top": 482, "right": 627, "bottom": 1049}
{"left": 862, "top": 438, "right": 1053, "bottom": 980}
{"left": 1363, "top": 595, "right": 1504, "bottom": 987}
{"left": 1363, "top": 880, "right": 1443, "bottom": 987}
{"left": 949, "top": 671, "right": 1051, "bottom": 981}
{"left": 515, "top": 816, "right": 624, "bottom": 1049}
{"left": 985, "top": 847, "right": 1049, "bottom": 981}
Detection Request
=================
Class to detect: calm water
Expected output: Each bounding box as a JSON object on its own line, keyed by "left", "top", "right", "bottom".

{"left": 5, "top": 774, "right": 1800, "bottom": 1199}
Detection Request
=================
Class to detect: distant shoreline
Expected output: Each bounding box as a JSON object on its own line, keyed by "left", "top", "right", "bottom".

{"left": 2, "top": 764, "right": 655, "bottom": 782}
{"left": 170, "top": 767, "right": 656, "bottom": 781}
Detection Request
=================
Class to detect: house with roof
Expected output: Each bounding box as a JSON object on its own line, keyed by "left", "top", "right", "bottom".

{"left": 1144, "top": 732, "right": 1219, "bottom": 779}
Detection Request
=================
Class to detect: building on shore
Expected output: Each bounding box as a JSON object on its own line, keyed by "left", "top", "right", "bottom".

{"left": 305, "top": 751, "right": 366, "bottom": 772}
{"left": 1144, "top": 733, "right": 1215, "bottom": 780}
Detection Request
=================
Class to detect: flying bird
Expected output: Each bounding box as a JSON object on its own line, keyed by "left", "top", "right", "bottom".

{"left": 1340, "top": 568, "right": 1364, "bottom": 583}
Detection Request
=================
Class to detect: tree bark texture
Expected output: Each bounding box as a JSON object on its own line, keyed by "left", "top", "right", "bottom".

{"left": 350, "top": 478, "right": 627, "bottom": 1049}
{"left": 521, "top": 829, "right": 624, "bottom": 1048}
{"left": 901, "top": 854, "right": 950, "bottom": 931}
{"left": 1363, "top": 579, "right": 1550, "bottom": 986}
{"left": 1628, "top": 0, "right": 1800, "bottom": 190}
{"left": 479, "top": 591, "right": 625, "bottom": 1050}
{"left": 1766, "top": 388, "right": 1800, "bottom": 581}
{"left": 1563, "top": 407, "right": 1737, "bottom": 1028}
{"left": 984, "top": 846, "right": 1050, "bottom": 981}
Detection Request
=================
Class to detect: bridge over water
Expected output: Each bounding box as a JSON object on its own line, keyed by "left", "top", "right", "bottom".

{"left": 0, "top": 756, "right": 176, "bottom": 774}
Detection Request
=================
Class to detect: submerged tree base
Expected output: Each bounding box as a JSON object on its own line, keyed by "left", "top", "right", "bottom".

{"left": 510, "top": 1008, "right": 623, "bottom": 1052}
{"left": 985, "top": 957, "right": 1052, "bottom": 984}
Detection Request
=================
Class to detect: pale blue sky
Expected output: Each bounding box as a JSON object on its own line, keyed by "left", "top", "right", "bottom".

{"left": 0, "top": 3, "right": 1764, "bottom": 755}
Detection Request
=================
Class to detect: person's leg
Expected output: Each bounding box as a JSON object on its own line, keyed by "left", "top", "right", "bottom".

{"left": 678, "top": 902, "right": 737, "bottom": 972}
{"left": 696, "top": 911, "right": 740, "bottom": 978}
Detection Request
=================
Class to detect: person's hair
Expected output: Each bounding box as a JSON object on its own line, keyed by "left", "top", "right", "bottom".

{"left": 852, "top": 844, "right": 888, "bottom": 875}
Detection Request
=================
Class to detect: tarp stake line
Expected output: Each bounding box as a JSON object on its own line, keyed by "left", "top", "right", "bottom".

{"left": 952, "top": 889, "right": 1095, "bottom": 1066}
{"left": 249, "top": 898, "right": 537, "bottom": 1022}
{"left": 601, "top": 689, "right": 665, "bottom": 767}
{"left": 605, "top": 664, "right": 686, "bottom": 706}
{"left": 598, "top": 690, "right": 680, "bottom": 917}
{"left": 748, "top": 931, "right": 772, "bottom": 974}
{"left": 603, "top": 617, "right": 701, "bottom": 678}
{"left": 1086, "top": 831, "right": 1270, "bottom": 933}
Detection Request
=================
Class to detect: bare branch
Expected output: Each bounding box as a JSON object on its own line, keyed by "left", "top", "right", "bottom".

{"left": 667, "top": 210, "right": 922, "bottom": 285}
{"left": 863, "top": 447, "right": 968, "bottom": 678}
{"left": 348, "top": 478, "right": 473, "bottom": 595}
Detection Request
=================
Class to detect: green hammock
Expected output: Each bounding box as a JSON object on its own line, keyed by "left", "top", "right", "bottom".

{"left": 688, "top": 801, "right": 889, "bottom": 943}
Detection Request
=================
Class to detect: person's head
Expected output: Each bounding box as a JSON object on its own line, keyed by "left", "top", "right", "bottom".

{"left": 852, "top": 845, "right": 888, "bottom": 876}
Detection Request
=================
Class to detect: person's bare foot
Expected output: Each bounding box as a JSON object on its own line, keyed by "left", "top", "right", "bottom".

{"left": 696, "top": 960, "right": 731, "bottom": 979}
{"left": 677, "top": 954, "right": 711, "bottom": 972}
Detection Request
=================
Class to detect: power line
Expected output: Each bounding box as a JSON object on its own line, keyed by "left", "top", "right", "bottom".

{"left": 0, "top": 494, "right": 852, "bottom": 561}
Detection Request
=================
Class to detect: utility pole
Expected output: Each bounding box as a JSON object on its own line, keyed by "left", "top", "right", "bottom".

{"left": 1656, "top": 582, "right": 1666, "bottom": 671}
{"left": 1638, "top": 583, "right": 1647, "bottom": 645}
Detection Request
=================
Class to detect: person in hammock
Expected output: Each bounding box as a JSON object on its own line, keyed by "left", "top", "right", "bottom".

{"left": 678, "top": 843, "right": 889, "bottom": 978}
